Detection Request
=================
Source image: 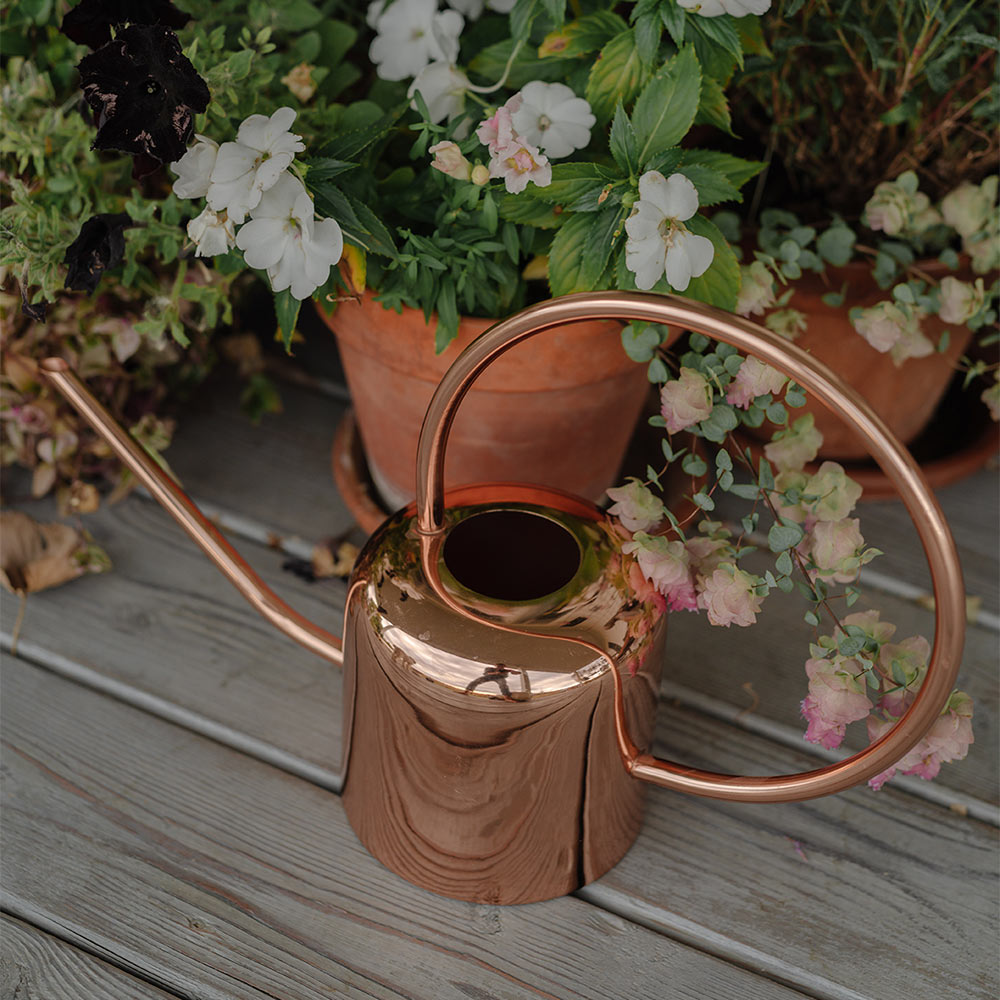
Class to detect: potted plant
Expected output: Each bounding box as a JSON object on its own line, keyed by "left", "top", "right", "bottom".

{"left": 712, "top": 0, "right": 998, "bottom": 469}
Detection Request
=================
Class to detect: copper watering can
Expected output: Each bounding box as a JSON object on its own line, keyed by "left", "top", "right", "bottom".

{"left": 42, "top": 291, "right": 965, "bottom": 905}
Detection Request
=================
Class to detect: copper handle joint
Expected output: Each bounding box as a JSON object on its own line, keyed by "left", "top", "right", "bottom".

{"left": 40, "top": 358, "right": 344, "bottom": 668}
{"left": 414, "top": 291, "right": 966, "bottom": 802}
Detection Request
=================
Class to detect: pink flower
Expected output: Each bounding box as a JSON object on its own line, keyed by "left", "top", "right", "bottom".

{"left": 726, "top": 355, "right": 787, "bottom": 409}
{"left": 627, "top": 561, "right": 667, "bottom": 616}
{"left": 839, "top": 609, "right": 896, "bottom": 646}
{"left": 802, "top": 461, "right": 863, "bottom": 522}
{"left": 804, "top": 517, "right": 867, "bottom": 583}
{"left": 684, "top": 534, "right": 731, "bottom": 578}
{"left": 606, "top": 479, "right": 666, "bottom": 533}
{"left": 801, "top": 655, "right": 873, "bottom": 750}
{"left": 697, "top": 564, "right": 763, "bottom": 627}
{"left": 476, "top": 102, "right": 517, "bottom": 155}
{"left": 623, "top": 533, "right": 698, "bottom": 612}
{"left": 867, "top": 692, "right": 974, "bottom": 790}
{"left": 660, "top": 367, "right": 713, "bottom": 434}
{"left": 488, "top": 136, "right": 551, "bottom": 194}
{"left": 764, "top": 413, "right": 823, "bottom": 472}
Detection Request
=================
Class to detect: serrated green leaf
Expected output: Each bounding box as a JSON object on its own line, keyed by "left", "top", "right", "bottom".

{"left": 694, "top": 72, "right": 732, "bottom": 134}
{"left": 659, "top": 1, "right": 685, "bottom": 46}
{"left": 586, "top": 29, "right": 645, "bottom": 123}
{"left": 609, "top": 103, "right": 639, "bottom": 176}
{"left": 632, "top": 45, "right": 701, "bottom": 168}
{"left": 538, "top": 10, "right": 627, "bottom": 59}
{"left": 634, "top": 10, "right": 663, "bottom": 67}
{"left": 313, "top": 108, "right": 403, "bottom": 163}
{"left": 578, "top": 203, "right": 629, "bottom": 288}
{"left": 547, "top": 212, "right": 592, "bottom": 295}
{"left": 676, "top": 164, "right": 741, "bottom": 207}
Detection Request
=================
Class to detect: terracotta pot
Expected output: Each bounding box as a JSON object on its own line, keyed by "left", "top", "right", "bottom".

{"left": 318, "top": 294, "right": 652, "bottom": 509}
{"left": 759, "top": 261, "right": 973, "bottom": 460}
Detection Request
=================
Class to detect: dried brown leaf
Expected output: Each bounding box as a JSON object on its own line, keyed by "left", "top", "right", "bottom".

{"left": 311, "top": 540, "right": 359, "bottom": 579}
{"left": 0, "top": 510, "right": 110, "bottom": 594}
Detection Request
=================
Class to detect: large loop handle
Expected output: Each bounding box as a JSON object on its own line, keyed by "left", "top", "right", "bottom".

{"left": 415, "top": 291, "right": 965, "bottom": 802}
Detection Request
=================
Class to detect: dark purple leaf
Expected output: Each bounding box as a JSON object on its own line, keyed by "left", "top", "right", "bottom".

{"left": 63, "top": 212, "right": 133, "bottom": 294}
{"left": 61, "top": 0, "right": 190, "bottom": 50}
{"left": 77, "top": 25, "right": 210, "bottom": 173}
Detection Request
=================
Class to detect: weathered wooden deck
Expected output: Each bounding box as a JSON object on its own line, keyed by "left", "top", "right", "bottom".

{"left": 2, "top": 358, "right": 997, "bottom": 1000}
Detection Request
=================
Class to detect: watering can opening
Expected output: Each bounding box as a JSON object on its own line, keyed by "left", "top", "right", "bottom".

{"left": 440, "top": 507, "right": 583, "bottom": 603}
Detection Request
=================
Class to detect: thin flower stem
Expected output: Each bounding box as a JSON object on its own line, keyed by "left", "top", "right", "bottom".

{"left": 727, "top": 432, "right": 845, "bottom": 632}
{"left": 466, "top": 39, "right": 525, "bottom": 94}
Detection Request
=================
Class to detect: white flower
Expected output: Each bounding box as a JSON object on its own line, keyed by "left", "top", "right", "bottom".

{"left": 170, "top": 134, "right": 218, "bottom": 200}
{"left": 734, "top": 260, "right": 776, "bottom": 317}
{"left": 368, "top": 0, "right": 463, "bottom": 82}
{"left": 187, "top": 207, "right": 235, "bottom": 258}
{"left": 235, "top": 173, "right": 344, "bottom": 301}
{"left": 510, "top": 81, "right": 595, "bottom": 159}
{"left": 408, "top": 62, "right": 470, "bottom": 124}
{"left": 677, "top": 0, "right": 771, "bottom": 15}
{"left": 207, "top": 107, "right": 305, "bottom": 224}
{"left": 624, "top": 171, "right": 714, "bottom": 292}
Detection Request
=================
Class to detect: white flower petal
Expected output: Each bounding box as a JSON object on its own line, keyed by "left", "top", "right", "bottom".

{"left": 626, "top": 235, "right": 667, "bottom": 291}
{"left": 676, "top": 231, "right": 715, "bottom": 280}
{"left": 206, "top": 174, "right": 255, "bottom": 223}
{"left": 665, "top": 240, "right": 694, "bottom": 291}
{"left": 209, "top": 142, "right": 258, "bottom": 183}
{"left": 660, "top": 173, "right": 700, "bottom": 221}
{"left": 253, "top": 152, "right": 294, "bottom": 196}
{"left": 237, "top": 218, "right": 290, "bottom": 269}
{"left": 250, "top": 173, "right": 308, "bottom": 220}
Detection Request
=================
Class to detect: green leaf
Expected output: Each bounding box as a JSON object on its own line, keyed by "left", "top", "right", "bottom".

{"left": 313, "top": 108, "right": 403, "bottom": 163}
{"left": 498, "top": 194, "right": 566, "bottom": 228}
{"left": 768, "top": 520, "right": 804, "bottom": 553}
{"left": 547, "top": 212, "right": 592, "bottom": 295}
{"left": 682, "top": 215, "right": 740, "bottom": 311}
{"left": 540, "top": 11, "right": 629, "bottom": 59}
{"left": 728, "top": 483, "right": 761, "bottom": 500}
{"left": 609, "top": 103, "right": 639, "bottom": 176}
{"left": 693, "top": 491, "right": 716, "bottom": 511}
{"left": 303, "top": 157, "right": 358, "bottom": 183}
{"left": 757, "top": 457, "right": 774, "bottom": 490}
{"left": 586, "top": 29, "right": 645, "bottom": 123}
{"left": 274, "top": 0, "right": 324, "bottom": 31}
{"left": 715, "top": 449, "right": 733, "bottom": 471}
{"left": 775, "top": 550, "right": 794, "bottom": 576}
{"left": 659, "top": 1, "right": 685, "bottom": 47}
{"left": 682, "top": 453, "right": 708, "bottom": 476}
{"left": 634, "top": 10, "right": 663, "bottom": 68}
{"left": 817, "top": 224, "right": 857, "bottom": 266}
{"left": 435, "top": 277, "right": 459, "bottom": 353}
{"left": 511, "top": 0, "right": 542, "bottom": 42}
{"left": 676, "top": 164, "right": 741, "bottom": 207}
{"left": 274, "top": 290, "right": 301, "bottom": 351}
{"left": 647, "top": 357, "right": 669, "bottom": 382}
{"left": 577, "top": 203, "right": 628, "bottom": 288}
{"left": 804, "top": 610, "right": 820, "bottom": 627}
{"left": 632, "top": 45, "right": 702, "bottom": 169}
{"left": 690, "top": 14, "right": 743, "bottom": 70}
{"left": 694, "top": 73, "right": 732, "bottom": 134}
{"left": 524, "top": 162, "right": 617, "bottom": 209}
{"left": 542, "top": 0, "right": 566, "bottom": 26}
{"left": 622, "top": 322, "right": 661, "bottom": 362}
{"left": 698, "top": 404, "right": 739, "bottom": 443}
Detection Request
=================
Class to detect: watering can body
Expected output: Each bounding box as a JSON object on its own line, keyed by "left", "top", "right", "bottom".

{"left": 342, "top": 485, "right": 666, "bottom": 903}
{"left": 42, "top": 291, "right": 966, "bottom": 906}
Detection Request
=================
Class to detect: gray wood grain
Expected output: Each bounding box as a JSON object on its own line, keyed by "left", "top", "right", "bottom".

{"left": 3, "top": 491, "right": 994, "bottom": 808}
{"left": 1, "top": 916, "right": 181, "bottom": 1000}
{"left": 589, "top": 704, "right": 1000, "bottom": 1000}
{"left": 1, "top": 655, "right": 809, "bottom": 1000}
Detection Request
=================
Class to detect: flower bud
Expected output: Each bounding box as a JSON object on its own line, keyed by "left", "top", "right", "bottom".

{"left": 470, "top": 163, "right": 490, "bottom": 186}
{"left": 429, "top": 140, "right": 472, "bottom": 181}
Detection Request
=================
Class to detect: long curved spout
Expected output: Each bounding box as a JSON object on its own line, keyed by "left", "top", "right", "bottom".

{"left": 41, "top": 358, "right": 344, "bottom": 668}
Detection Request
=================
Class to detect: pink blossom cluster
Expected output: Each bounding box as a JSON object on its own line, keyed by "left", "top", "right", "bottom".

{"left": 800, "top": 611, "right": 974, "bottom": 789}
{"left": 476, "top": 98, "right": 551, "bottom": 194}
{"left": 622, "top": 528, "right": 762, "bottom": 626}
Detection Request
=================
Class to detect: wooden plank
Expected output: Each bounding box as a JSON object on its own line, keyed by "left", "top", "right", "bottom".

{"left": 588, "top": 703, "right": 1000, "bottom": 1000}
{"left": 1, "top": 655, "right": 808, "bottom": 1000}
{"left": 0, "top": 495, "right": 343, "bottom": 783}
{"left": 3, "top": 490, "right": 994, "bottom": 809}
{"left": 1, "top": 916, "right": 181, "bottom": 1000}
